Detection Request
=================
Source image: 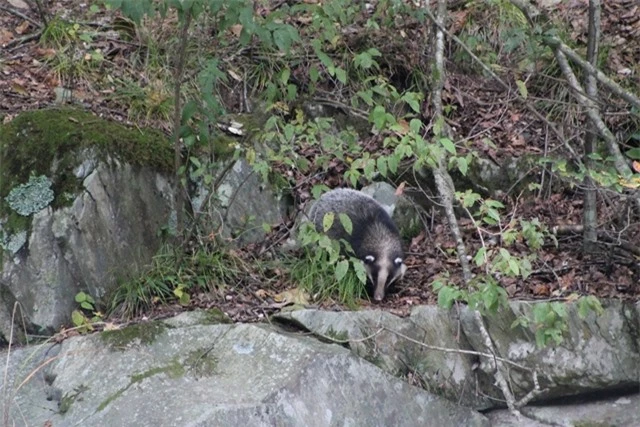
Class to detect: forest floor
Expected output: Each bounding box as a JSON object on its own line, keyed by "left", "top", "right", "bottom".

{"left": 1, "top": 0, "right": 639, "bottom": 323}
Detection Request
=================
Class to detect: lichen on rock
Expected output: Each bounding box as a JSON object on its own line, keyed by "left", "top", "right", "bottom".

{"left": 5, "top": 175, "right": 54, "bottom": 216}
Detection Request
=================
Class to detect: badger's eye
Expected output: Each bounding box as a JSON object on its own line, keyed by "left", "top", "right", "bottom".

{"left": 364, "top": 255, "right": 375, "bottom": 264}
{"left": 394, "top": 257, "right": 403, "bottom": 266}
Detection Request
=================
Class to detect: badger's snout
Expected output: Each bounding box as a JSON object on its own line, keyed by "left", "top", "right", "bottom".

{"left": 366, "top": 255, "right": 406, "bottom": 302}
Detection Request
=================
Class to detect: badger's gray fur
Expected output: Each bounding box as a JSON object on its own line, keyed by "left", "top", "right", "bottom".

{"left": 308, "top": 188, "right": 406, "bottom": 301}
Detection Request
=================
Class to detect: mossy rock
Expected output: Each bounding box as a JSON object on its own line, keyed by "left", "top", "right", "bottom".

{"left": 0, "top": 107, "right": 173, "bottom": 234}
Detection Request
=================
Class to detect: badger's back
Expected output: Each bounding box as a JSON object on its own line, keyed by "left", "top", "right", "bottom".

{"left": 308, "top": 188, "right": 406, "bottom": 301}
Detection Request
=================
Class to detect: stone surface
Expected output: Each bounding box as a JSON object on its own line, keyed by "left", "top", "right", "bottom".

{"left": 1, "top": 315, "right": 489, "bottom": 426}
{"left": 194, "top": 158, "right": 289, "bottom": 245}
{"left": 277, "top": 307, "right": 497, "bottom": 410}
{"left": 459, "top": 300, "right": 640, "bottom": 399}
{"left": 485, "top": 392, "right": 640, "bottom": 427}
{"left": 1, "top": 158, "right": 175, "bottom": 334}
{"left": 277, "top": 300, "right": 640, "bottom": 410}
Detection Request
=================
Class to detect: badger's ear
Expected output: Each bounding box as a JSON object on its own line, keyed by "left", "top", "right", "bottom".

{"left": 364, "top": 255, "right": 375, "bottom": 264}
{"left": 394, "top": 257, "right": 403, "bottom": 266}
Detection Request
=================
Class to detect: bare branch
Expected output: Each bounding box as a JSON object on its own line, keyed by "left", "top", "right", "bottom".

{"left": 582, "top": 0, "right": 600, "bottom": 250}
{"left": 420, "top": 4, "right": 583, "bottom": 166}
{"left": 430, "top": 0, "right": 472, "bottom": 284}
{"left": 553, "top": 49, "right": 633, "bottom": 179}
{"left": 509, "top": 0, "right": 640, "bottom": 111}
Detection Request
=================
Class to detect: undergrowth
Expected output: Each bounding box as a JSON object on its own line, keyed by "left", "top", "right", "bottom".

{"left": 108, "top": 245, "right": 249, "bottom": 318}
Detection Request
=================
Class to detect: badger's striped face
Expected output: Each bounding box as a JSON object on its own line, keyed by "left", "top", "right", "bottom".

{"left": 364, "top": 254, "right": 406, "bottom": 301}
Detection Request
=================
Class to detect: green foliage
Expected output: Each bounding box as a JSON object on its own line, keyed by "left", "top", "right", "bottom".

{"left": 254, "top": 112, "right": 362, "bottom": 185}
{"left": 433, "top": 190, "right": 559, "bottom": 327}
{"left": 71, "top": 291, "right": 103, "bottom": 332}
{"left": 40, "top": 17, "right": 104, "bottom": 82}
{"left": 290, "top": 221, "right": 367, "bottom": 306}
{"left": 510, "top": 296, "right": 604, "bottom": 348}
{"left": 529, "top": 302, "right": 567, "bottom": 348}
{"left": 108, "top": 245, "right": 248, "bottom": 318}
{"left": 576, "top": 295, "right": 604, "bottom": 318}
{"left": 432, "top": 275, "right": 508, "bottom": 315}
{"left": 541, "top": 156, "right": 629, "bottom": 193}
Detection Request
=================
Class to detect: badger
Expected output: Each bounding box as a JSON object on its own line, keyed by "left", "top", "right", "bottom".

{"left": 308, "top": 188, "right": 406, "bottom": 301}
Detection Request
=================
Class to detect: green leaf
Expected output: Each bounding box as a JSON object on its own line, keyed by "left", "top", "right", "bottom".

{"left": 474, "top": 247, "right": 487, "bottom": 266}
{"left": 335, "top": 260, "right": 349, "bottom": 281}
{"left": 457, "top": 157, "right": 468, "bottom": 176}
{"left": 280, "top": 68, "right": 291, "bottom": 85}
{"left": 363, "top": 158, "right": 375, "bottom": 179}
{"left": 357, "top": 89, "right": 374, "bottom": 106}
{"left": 80, "top": 301, "right": 94, "bottom": 311}
{"left": 338, "top": 213, "right": 352, "bottom": 235}
{"left": 75, "top": 292, "right": 87, "bottom": 303}
{"left": 436, "top": 286, "right": 458, "bottom": 309}
{"left": 439, "top": 137, "right": 456, "bottom": 155}
{"left": 71, "top": 310, "right": 86, "bottom": 327}
{"left": 314, "top": 43, "right": 334, "bottom": 70}
{"left": 354, "top": 51, "right": 374, "bottom": 69}
{"left": 273, "top": 27, "right": 297, "bottom": 53}
{"left": 516, "top": 80, "right": 528, "bottom": 99}
{"left": 402, "top": 93, "right": 421, "bottom": 113}
{"left": 371, "top": 106, "right": 387, "bottom": 130}
{"left": 376, "top": 156, "right": 388, "bottom": 177}
{"left": 334, "top": 67, "right": 347, "bottom": 84}
{"left": 286, "top": 84, "right": 297, "bottom": 101}
{"left": 508, "top": 258, "right": 520, "bottom": 276}
{"left": 625, "top": 147, "right": 640, "bottom": 160}
{"left": 322, "top": 212, "right": 335, "bottom": 232}
{"left": 351, "top": 260, "right": 367, "bottom": 283}
{"left": 179, "top": 292, "right": 190, "bottom": 305}
{"left": 112, "top": 0, "right": 154, "bottom": 23}
{"left": 409, "top": 119, "right": 422, "bottom": 134}
{"left": 387, "top": 154, "right": 399, "bottom": 174}
{"left": 309, "top": 65, "right": 319, "bottom": 83}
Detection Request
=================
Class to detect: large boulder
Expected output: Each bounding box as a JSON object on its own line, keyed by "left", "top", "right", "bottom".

{"left": 1, "top": 311, "right": 489, "bottom": 426}
{"left": 277, "top": 300, "right": 640, "bottom": 409}
{"left": 0, "top": 108, "right": 175, "bottom": 339}
{"left": 193, "top": 158, "right": 289, "bottom": 246}
{"left": 458, "top": 300, "right": 640, "bottom": 399}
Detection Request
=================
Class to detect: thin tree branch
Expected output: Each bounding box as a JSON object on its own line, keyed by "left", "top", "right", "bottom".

{"left": 509, "top": 0, "right": 640, "bottom": 111}
{"left": 430, "top": 0, "right": 472, "bottom": 284}
{"left": 582, "top": 0, "right": 600, "bottom": 250}
{"left": 0, "top": 5, "right": 41, "bottom": 27}
{"left": 553, "top": 49, "right": 633, "bottom": 179}
{"left": 419, "top": 4, "right": 583, "bottom": 166}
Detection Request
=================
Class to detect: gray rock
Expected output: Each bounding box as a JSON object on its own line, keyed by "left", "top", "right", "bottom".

{"left": 1, "top": 317, "right": 489, "bottom": 426}
{"left": 276, "top": 307, "right": 496, "bottom": 410}
{"left": 459, "top": 300, "right": 640, "bottom": 399}
{"left": 277, "top": 301, "right": 640, "bottom": 409}
{"left": 1, "top": 159, "right": 175, "bottom": 334}
{"left": 486, "top": 393, "right": 640, "bottom": 427}
{"left": 195, "top": 159, "right": 288, "bottom": 245}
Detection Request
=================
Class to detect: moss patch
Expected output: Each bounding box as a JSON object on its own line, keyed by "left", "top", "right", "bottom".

{"left": 203, "top": 308, "right": 233, "bottom": 324}
{"left": 58, "top": 384, "right": 89, "bottom": 415}
{"left": 100, "top": 322, "right": 166, "bottom": 349}
{"left": 184, "top": 349, "right": 219, "bottom": 378}
{"left": 96, "top": 359, "right": 185, "bottom": 412}
{"left": 0, "top": 107, "right": 173, "bottom": 237}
